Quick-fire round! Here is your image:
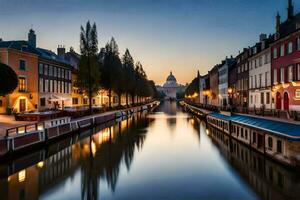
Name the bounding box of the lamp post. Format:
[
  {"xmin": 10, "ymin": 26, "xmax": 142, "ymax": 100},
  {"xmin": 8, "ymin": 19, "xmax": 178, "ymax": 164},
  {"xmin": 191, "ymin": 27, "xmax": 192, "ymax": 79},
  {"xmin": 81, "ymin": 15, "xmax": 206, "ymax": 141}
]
[{"xmin": 228, "ymin": 87, "xmax": 233, "ymax": 112}]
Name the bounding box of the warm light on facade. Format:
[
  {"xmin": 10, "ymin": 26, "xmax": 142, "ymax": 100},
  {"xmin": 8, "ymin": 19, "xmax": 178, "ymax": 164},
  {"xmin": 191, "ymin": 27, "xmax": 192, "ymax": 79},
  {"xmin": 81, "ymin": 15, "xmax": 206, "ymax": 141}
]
[
  {"xmin": 18, "ymin": 170, "xmax": 26, "ymax": 182},
  {"xmin": 37, "ymin": 161, "xmax": 44, "ymax": 168}
]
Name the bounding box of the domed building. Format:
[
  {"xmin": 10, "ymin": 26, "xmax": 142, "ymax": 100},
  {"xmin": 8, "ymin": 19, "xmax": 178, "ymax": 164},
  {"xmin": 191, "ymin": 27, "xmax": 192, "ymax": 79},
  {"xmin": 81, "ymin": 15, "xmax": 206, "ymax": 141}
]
[{"xmin": 162, "ymin": 71, "xmax": 179, "ymax": 100}]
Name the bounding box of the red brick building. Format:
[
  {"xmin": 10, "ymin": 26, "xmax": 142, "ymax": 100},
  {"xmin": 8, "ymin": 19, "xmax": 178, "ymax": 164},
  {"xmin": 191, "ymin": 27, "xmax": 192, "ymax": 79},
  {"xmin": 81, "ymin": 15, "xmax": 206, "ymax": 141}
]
[{"xmin": 271, "ymin": 0, "xmax": 300, "ymax": 111}]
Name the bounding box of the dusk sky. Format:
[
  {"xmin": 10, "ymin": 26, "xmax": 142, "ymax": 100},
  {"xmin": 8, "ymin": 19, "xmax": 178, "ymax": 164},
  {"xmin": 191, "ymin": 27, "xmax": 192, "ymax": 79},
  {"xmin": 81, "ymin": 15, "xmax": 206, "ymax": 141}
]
[{"xmin": 0, "ymin": 0, "xmax": 298, "ymax": 85}]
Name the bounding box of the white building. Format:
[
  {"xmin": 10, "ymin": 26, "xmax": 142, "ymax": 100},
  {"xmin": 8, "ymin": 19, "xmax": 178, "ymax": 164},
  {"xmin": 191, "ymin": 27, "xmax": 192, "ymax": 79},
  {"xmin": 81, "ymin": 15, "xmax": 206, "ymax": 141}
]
[
  {"xmin": 249, "ymin": 36, "xmax": 273, "ymax": 110},
  {"xmin": 218, "ymin": 58, "xmax": 235, "ymax": 107},
  {"xmin": 162, "ymin": 72, "xmax": 178, "ymax": 100}
]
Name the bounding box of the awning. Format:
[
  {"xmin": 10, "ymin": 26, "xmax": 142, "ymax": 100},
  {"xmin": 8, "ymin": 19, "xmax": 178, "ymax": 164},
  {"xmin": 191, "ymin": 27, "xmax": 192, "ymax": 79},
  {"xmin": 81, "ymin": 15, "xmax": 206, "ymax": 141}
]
[{"xmin": 49, "ymin": 95, "xmax": 71, "ymax": 102}]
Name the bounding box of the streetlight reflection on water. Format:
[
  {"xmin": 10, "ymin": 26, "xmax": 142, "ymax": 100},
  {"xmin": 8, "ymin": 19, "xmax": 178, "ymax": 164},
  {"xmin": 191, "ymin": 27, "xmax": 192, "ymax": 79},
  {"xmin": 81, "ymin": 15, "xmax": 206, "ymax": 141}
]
[{"xmin": 0, "ymin": 101, "xmax": 299, "ymax": 200}]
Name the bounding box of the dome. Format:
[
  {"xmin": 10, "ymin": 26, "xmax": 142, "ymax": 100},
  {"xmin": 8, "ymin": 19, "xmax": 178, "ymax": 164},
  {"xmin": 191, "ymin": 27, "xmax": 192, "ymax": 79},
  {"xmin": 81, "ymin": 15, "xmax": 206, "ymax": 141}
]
[
  {"xmin": 166, "ymin": 71, "xmax": 177, "ymax": 82},
  {"xmin": 163, "ymin": 71, "xmax": 178, "ymax": 88}
]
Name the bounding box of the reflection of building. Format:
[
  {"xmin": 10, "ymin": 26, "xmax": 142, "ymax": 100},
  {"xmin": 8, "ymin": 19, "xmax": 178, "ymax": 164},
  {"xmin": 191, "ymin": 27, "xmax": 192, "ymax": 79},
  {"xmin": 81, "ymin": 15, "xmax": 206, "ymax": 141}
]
[{"xmin": 208, "ymin": 125, "xmax": 300, "ymax": 200}]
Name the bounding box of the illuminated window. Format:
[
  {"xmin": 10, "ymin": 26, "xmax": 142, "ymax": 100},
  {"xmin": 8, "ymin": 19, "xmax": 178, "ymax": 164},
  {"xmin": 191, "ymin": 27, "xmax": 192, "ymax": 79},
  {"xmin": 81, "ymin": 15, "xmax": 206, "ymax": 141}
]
[
  {"xmin": 18, "ymin": 77, "xmax": 26, "ymax": 92},
  {"xmin": 295, "ymin": 90, "xmax": 300, "ymax": 99}
]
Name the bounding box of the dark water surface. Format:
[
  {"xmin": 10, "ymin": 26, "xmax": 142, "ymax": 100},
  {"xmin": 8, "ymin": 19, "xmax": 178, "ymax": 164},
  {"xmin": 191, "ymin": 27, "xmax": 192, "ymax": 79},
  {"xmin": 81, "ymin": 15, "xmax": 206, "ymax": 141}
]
[{"xmin": 1, "ymin": 101, "xmax": 300, "ymax": 200}]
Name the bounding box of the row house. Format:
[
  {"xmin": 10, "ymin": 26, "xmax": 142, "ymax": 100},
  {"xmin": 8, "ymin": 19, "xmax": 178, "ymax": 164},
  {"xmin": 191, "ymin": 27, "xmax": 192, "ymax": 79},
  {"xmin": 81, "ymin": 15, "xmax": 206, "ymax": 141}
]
[
  {"xmin": 271, "ymin": 0, "xmax": 300, "ymax": 111},
  {"xmin": 235, "ymin": 48, "xmax": 250, "ymax": 108},
  {"xmin": 249, "ymin": 34, "xmax": 274, "ymax": 110},
  {"xmin": 199, "ymin": 74, "xmax": 209, "ymax": 105},
  {"xmin": 218, "ymin": 57, "xmax": 236, "ymax": 107},
  {"xmin": 208, "ymin": 65, "xmax": 220, "ymax": 106}
]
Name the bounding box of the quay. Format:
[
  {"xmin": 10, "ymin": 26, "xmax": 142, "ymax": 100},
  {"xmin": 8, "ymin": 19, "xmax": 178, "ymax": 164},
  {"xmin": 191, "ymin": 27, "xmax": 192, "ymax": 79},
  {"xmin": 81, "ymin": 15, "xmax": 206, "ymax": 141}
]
[
  {"xmin": 0, "ymin": 101, "xmax": 160, "ymax": 158},
  {"xmin": 180, "ymin": 101, "xmax": 300, "ymax": 167}
]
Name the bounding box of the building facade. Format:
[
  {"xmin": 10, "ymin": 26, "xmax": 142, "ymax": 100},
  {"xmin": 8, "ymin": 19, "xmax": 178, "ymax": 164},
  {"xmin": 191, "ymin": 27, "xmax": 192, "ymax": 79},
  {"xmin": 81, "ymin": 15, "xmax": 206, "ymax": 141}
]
[
  {"xmin": 0, "ymin": 40, "xmax": 40, "ymax": 113},
  {"xmin": 199, "ymin": 74, "xmax": 209, "ymax": 105},
  {"xmin": 249, "ymin": 35, "xmax": 273, "ymax": 110},
  {"xmin": 271, "ymin": 0, "xmax": 300, "ymax": 111},
  {"xmin": 209, "ymin": 65, "xmax": 219, "ymax": 106},
  {"xmin": 218, "ymin": 58, "xmax": 236, "ymax": 108},
  {"xmin": 236, "ymin": 48, "xmax": 250, "ymax": 109}
]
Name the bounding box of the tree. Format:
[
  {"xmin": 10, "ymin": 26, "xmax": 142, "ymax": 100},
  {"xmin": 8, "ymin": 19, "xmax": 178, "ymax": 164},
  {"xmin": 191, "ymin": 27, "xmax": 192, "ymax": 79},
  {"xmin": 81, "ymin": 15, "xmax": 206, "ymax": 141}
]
[
  {"xmin": 122, "ymin": 49, "xmax": 135, "ymax": 106},
  {"xmin": 0, "ymin": 62, "xmax": 18, "ymax": 96},
  {"xmin": 185, "ymin": 76, "xmax": 200, "ymax": 96},
  {"xmin": 100, "ymin": 38, "xmax": 123, "ymax": 108},
  {"xmin": 78, "ymin": 21, "xmax": 101, "ymax": 114}
]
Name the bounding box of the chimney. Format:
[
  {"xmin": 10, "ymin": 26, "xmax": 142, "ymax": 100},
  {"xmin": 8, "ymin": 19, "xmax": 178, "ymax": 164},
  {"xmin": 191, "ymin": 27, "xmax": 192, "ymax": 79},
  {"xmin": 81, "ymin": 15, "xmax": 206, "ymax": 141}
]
[
  {"xmin": 259, "ymin": 33, "xmax": 267, "ymax": 42},
  {"xmin": 57, "ymin": 45, "xmax": 66, "ymax": 59},
  {"xmin": 28, "ymin": 29, "xmax": 36, "ymax": 48},
  {"xmin": 287, "ymin": 0, "xmax": 294, "ymax": 20}
]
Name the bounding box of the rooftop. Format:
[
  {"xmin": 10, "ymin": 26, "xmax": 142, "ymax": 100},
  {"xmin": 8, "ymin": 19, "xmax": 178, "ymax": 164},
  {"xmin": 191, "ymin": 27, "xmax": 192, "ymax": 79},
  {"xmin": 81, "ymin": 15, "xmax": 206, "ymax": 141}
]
[{"xmin": 208, "ymin": 112, "xmax": 300, "ymax": 141}]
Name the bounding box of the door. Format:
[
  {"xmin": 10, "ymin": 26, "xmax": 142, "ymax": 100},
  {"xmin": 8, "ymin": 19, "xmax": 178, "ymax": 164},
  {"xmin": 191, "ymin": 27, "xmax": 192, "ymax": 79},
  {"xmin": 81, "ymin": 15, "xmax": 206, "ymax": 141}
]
[
  {"xmin": 19, "ymin": 99, "xmax": 26, "ymax": 112},
  {"xmin": 284, "ymin": 92, "xmax": 289, "ymax": 111},
  {"xmin": 276, "ymin": 92, "xmax": 281, "ymax": 110}
]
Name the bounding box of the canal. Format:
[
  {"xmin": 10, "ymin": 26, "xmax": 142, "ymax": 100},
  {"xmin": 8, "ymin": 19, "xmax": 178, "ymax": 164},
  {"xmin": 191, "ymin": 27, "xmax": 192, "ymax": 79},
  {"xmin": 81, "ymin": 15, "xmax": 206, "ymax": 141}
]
[{"xmin": 0, "ymin": 101, "xmax": 300, "ymax": 200}]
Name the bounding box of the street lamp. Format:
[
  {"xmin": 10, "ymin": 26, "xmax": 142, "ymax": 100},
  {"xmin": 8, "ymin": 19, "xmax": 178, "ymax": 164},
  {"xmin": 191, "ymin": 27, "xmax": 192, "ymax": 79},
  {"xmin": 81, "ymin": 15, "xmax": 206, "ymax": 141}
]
[{"xmin": 228, "ymin": 87, "xmax": 234, "ymax": 112}]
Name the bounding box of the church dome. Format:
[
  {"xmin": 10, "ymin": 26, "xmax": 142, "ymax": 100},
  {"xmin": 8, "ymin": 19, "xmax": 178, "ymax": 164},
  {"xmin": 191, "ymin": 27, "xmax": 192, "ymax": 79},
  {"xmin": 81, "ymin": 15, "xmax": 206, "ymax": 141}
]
[
  {"xmin": 163, "ymin": 71, "xmax": 178, "ymax": 88},
  {"xmin": 166, "ymin": 71, "xmax": 177, "ymax": 82}
]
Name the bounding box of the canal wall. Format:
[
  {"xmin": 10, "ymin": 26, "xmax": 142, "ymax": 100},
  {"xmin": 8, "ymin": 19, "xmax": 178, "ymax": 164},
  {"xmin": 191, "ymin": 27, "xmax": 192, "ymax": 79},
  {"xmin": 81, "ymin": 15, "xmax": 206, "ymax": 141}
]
[
  {"xmin": 181, "ymin": 101, "xmax": 300, "ymax": 167},
  {"xmin": 0, "ymin": 101, "xmax": 160, "ymax": 158}
]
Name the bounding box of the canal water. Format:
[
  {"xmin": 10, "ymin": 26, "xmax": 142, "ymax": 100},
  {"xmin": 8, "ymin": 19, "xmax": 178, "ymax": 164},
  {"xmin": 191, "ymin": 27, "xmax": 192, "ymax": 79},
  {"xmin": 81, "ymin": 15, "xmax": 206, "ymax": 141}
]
[{"xmin": 0, "ymin": 101, "xmax": 299, "ymax": 200}]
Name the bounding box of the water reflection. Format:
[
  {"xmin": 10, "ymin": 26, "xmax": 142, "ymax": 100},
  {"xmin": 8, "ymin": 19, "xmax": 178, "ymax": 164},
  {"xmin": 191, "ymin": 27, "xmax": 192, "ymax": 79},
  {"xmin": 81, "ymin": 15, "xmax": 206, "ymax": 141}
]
[{"xmin": 0, "ymin": 102, "xmax": 299, "ymax": 200}]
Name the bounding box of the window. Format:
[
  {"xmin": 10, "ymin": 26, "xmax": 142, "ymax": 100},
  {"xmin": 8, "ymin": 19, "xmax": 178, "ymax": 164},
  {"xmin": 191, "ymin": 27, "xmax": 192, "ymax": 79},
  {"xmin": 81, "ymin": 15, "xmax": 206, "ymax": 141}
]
[
  {"xmin": 265, "ymin": 72, "xmax": 269, "ymax": 87},
  {"xmin": 266, "ymin": 92, "xmax": 270, "ymax": 104},
  {"xmin": 40, "ymin": 98, "xmax": 46, "ymax": 107},
  {"xmin": 49, "ymin": 66, "xmax": 53, "ymax": 76},
  {"xmin": 53, "ymin": 67, "xmax": 57, "ymax": 77},
  {"xmin": 268, "ymin": 137, "xmax": 273, "ymax": 149},
  {"xmin": 72, "ymin": 98, "xmax": 78, "ymax": 105},
  {"xmin": 273, "ymin": 48, "xmax": 278, "ymax": 58},
  {"xmin": 18, "ymin": 77, "xmax": 26, "ymax": 92},
  {"xmin": 54, "ymin": 80, "xmax": 57, "ymax": 93},
  {"xmin": 250, "ymin": 76, "xmax": 253, "ymax": 89},
  {"xmin": 39, "ymin": 63, "xmax": 43, "ymax": 74},
  {"xmin": 261, "ymin": 92, "xmax": 264, "ymax": 104},
  {"xmin": 45, "ymin": 79, "xmax": 48, "ymax": 92},
  {"xmin": 0, "ymin": 100, "xmax": 2, "ymax": 107},
  {"xmin": 259, "ymin": 57, "xmax": 262, "ymax": 66},
  {"xmin": 297, "ymin": 37, "xmax": 300, "ymax": 50},
  {"xmin": 58, "ymin": 68, "xmax": 61, "ymax": 78},
  {"xmin": 295, "ymin": 90, "xmax": 300, "ymax": 99},
  {"xmin": 259, "ymin": 74, "xmax": 262, "ymax": 87},
  {"xmin": 254, "ymin": 75, "xmax": 257, "ymax": 88},
  {"xmin": 39, "ymin": 78, "xmax": 44, "ymax": 93},
  {"xmin": 250, "ymin": 95, "xmax": 253, "ymax": 104},
  {"xmin": 83, "ymin": 98, "xmax": 88, "ymax": 104},
  {"xmin": 50, "ymin": 80, "xmax": 53, "ymax": 92},
  {"xmin": 288, "ymin": 66, "xmax": 293, "ymax": 82},
  {"xmin": 274, "ymin": 69, "xmax": 278, "ymax": 83},
  {"xmin": 44, "ymin": 65, "xmax": 48, "ymax": 75},
  {"xmin": 19, "ymin": 60, "xmax": 26, "ymax": 70},
  {"xmin": 280, "ymin": 44, "xmax": 285, "ymax": 57},
  {"xmin": 277, "ymin": 140, "xmax": 283, "ymax": 153},
  {"xmin": 280, "ymin": 67, "xmax": 285, "ymax": 83},
  {"xmin": 288, "ymin": 42, "xmax": 293, "ymax": 54}
]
